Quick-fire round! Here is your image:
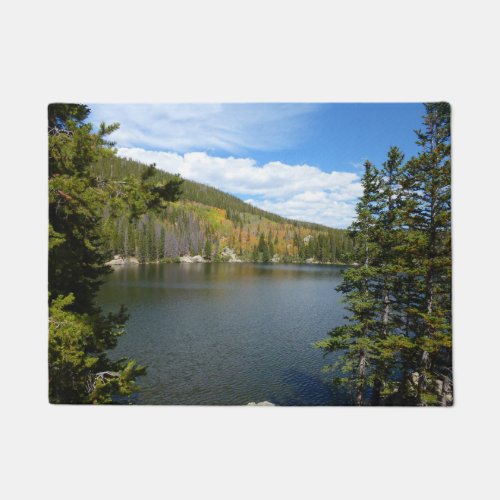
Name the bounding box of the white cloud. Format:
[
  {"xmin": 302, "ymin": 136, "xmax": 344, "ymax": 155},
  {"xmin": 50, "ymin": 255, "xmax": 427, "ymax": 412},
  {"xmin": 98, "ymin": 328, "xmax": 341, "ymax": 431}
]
[
  {"xmin": 89, "ymin": 103, "xmax": 316, "ymax": 154},
  {"xmin": 116, "ymin": 147, "xmax": 361, "ymax": 228},
  {"xmin": 245, "ymin": 195, "xmax": 357, "ymax": 228}
]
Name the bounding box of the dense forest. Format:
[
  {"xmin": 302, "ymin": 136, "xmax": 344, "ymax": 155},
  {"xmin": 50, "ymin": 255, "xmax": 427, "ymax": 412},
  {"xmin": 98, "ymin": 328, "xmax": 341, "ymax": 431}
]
[
  {"xmin": 91, "ymin": 157, "xmax": 354, "ymax": 264},
  {"xmin": 48, "ymin": 104, "xmax": 183, "ymax": 403},
  {"xmin": 316, "ymin": 103, "xmax": 452, "ymax": 406}
]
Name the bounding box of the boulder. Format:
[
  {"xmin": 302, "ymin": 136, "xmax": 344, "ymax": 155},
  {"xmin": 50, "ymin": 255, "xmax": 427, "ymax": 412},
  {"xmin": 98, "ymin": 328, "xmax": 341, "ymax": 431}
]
[
  {"xmin": 434, "ymin": 379, "xmax": 444, "ymax": 394},
  {"xmin": 410, "ymin": 371, "xmax": 419, "ymax": 387},
  {"xmin": 180, "ymin": 255, "xmax": 207, "ymax": 263},
  {"xmin": 106, "ymin": 255, "xmax": 141, "ymax": 266},
  {"xmin": 221, "ymin": 247, "xmax": 243, "ymax": 262},
  {"xmin": 106, "ymin": 255, "xmax": 125, "ymax": 266},
  {"xmin": 191, "ymin": 255, "xmax": 207, "ymax": 263}
]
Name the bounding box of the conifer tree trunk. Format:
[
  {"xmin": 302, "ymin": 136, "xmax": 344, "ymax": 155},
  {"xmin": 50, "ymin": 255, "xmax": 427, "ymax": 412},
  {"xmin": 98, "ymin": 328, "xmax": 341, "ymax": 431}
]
[
  {"xmin": 356, "ymin": 349, "xmax": 367, "ymax": 406},
  {"xmin": 417, "ymin": 267, "xmax": 434, "ymax": 404}
]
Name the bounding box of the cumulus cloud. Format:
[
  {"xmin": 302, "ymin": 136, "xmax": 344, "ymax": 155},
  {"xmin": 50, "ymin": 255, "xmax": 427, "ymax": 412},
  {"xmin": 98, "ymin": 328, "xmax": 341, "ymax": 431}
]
[
  {"xmin": 116, "ymin": 147, "xmax": 361, "ymax": 228},
  {"xmin": 245, "ymin": 195, "xmax": 357, "ymax": 228}
]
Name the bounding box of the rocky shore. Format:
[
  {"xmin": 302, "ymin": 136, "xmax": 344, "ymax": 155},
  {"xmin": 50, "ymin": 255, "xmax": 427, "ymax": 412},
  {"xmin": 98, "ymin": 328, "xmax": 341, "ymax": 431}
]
[
  {"xmin": 105, "ymin": 255, "xmax": 140, "ymax": 266},
  {"xmin": 106, "ymin": 248, "xmax": 350, "ymax": 266},
  {"xmin": 180, "ymin": 247, "xmax": 244, "ymax": 263}
]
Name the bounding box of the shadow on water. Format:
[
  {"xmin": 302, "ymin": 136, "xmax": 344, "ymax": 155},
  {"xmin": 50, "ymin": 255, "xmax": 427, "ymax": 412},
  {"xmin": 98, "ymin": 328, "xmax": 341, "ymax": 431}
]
[{"xmin": 272, "ymin": 367, "xmax": 351, "ymax": 406}]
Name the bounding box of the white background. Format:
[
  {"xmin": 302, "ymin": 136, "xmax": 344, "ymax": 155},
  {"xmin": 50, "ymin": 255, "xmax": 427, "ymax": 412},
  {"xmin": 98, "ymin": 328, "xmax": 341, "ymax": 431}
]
[{"xmin": 1, "ymin": 1, "xmax": 499, "ymax": 499}]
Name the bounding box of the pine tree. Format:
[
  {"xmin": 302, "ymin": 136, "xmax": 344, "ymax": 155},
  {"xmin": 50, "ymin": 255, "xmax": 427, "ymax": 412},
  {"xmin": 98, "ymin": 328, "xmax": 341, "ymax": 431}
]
[
  {"xmin": 369, "ymin": 146, "xmax": 408, "ymax": 404},
  {"xmin": 203, "ymin": 239, "xmax": 213, "ymax": 260},
  {"xmin": 48, "ymin": 103, "xmax": 181, "ymax": 403},
  {"xmin": 258, "ymin": 232, "xmax": 270, "ymax": 262},
  {"xmin": 400, "ymin": 103, "xmax": 452, "ymax": 405},
  {"xmin": 315, "ymin": 161, "xmax": 381, "ymax": 405}
]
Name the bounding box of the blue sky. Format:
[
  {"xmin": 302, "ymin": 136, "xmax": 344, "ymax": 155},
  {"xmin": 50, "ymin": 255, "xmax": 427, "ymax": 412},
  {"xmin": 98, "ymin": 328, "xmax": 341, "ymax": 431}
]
[{"xmin": 88, "ymin": 103, "xmax": 425, "ymax": 228}]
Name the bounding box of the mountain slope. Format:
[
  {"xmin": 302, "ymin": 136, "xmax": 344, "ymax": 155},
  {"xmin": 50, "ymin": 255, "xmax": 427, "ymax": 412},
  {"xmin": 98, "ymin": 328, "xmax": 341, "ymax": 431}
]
[{"xmin": 91, "ymin": 156, "xmax": 354, "ymax": 263}]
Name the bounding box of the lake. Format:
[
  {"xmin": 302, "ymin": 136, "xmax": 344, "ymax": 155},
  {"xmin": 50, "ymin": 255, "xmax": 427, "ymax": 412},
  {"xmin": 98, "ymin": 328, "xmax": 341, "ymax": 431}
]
[{"xmin": 98, "ymin": 262, "xmax": 348, "ymax": 405}]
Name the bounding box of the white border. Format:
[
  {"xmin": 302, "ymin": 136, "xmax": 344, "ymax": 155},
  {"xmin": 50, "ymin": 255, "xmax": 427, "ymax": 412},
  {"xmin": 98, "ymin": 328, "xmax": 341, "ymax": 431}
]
[{"xmin": 2, "ymin": 1, "xmax": 499, "ymax": 499}]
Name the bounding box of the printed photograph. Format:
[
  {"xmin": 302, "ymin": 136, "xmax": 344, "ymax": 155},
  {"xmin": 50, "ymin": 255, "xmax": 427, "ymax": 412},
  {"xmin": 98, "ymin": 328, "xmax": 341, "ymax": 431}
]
[{"xmin": 48, "ymin": 102, "xmax": 451, "ymax": 405}]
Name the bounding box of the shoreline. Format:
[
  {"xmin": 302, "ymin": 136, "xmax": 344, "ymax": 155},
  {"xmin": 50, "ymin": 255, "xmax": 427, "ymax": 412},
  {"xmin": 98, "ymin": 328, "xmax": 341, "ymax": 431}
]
[{"xmin": 106, "ymin": 257, "xmax": 352, "ymax": 267}]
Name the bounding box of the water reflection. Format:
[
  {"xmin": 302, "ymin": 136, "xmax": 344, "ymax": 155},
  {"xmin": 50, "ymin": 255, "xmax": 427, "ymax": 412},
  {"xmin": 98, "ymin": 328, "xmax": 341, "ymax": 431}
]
[{"xmin": 99, "ymin": 263, "xmax": 347, "ymax": 405}]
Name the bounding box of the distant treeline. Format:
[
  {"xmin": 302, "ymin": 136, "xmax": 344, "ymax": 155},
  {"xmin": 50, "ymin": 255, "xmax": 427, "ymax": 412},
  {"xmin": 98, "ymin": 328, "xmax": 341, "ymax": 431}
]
[{"xmin": 91, "ymin": 157, "xmax": 354, "ymax": 263}]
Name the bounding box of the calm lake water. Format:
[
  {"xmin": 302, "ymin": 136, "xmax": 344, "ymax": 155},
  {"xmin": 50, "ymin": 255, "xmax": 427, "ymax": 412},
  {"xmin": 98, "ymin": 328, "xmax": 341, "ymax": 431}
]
[{"xmin": 98, "ymin": 263, "xmax": 348, "ymax": 405}]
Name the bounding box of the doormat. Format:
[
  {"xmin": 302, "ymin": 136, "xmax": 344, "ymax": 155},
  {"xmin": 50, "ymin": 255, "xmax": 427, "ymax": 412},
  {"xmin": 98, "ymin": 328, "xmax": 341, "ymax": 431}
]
[{"xmin": 48, "ymin": 102, "xmax": 452, "ymax": 406}]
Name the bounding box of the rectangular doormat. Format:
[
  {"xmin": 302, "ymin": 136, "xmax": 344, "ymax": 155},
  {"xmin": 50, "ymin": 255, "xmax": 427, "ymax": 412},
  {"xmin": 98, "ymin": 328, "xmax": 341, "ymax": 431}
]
[{"xmin": 48, "ymin": 102, "xmax": 452, "ymax": 406}]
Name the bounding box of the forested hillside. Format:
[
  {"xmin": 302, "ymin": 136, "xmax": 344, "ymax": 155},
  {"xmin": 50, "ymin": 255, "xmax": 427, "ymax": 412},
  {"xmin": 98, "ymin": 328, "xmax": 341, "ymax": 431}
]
[{"xmin": 91, "ymin": 157, "xmax": 354, "ymax": 263}]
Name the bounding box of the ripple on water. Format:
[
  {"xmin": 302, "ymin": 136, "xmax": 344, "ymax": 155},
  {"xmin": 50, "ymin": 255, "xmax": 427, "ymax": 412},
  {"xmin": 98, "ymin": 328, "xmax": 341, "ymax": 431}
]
[{"xmin": 99, "ymin": 263, "xmax": 348, "ymax": 405}]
